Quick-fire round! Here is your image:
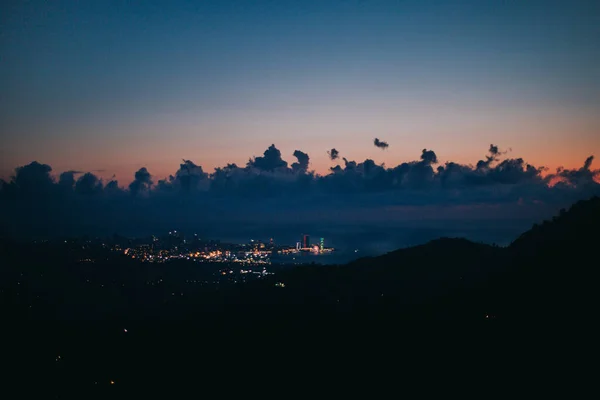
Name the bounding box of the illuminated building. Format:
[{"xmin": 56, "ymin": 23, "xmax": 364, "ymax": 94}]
[
  {"xmin": 320, "ymin": 238, "xmax": 324, "ymax": 252},
  {"xmin": 303, "ymin": 234, "xmax": 310, "ymax": 249}
]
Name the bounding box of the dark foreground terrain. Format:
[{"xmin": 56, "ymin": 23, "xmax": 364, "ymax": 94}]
[{"xmin": 2, "ymin": 197, "xmax": 599, "ymax": 396}]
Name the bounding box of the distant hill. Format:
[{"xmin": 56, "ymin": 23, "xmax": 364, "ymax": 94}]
[
  {"xmin": 3, "ymin": 197, "xmax": 597, "ymax": 324},
  {"xmin": 5, "ymin": 197, "xmax": 599, "ymax": 395},
  {"xmin": 215, "ymin": 196, "xmax": 600, "ymax": 322},
  {"xmin": 480, "ymin": 196, "xmax": 600, "ymax": 321},
  {"xmin": 511, "ymin": 196, "xmax": 599, "ymax": 252}
]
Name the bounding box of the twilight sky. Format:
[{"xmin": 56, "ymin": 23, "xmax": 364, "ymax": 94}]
[{"xmin": 1, "ymin": 0, "xmax": 599, "ymax": 184}]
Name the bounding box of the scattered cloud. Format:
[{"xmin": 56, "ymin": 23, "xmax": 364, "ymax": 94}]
[
  {"xmin": 327, "ymin": 148, "xmax": 340, "ymax": 161},
  {"xmin": 374, "ymin": 138, "xmax": 389, "ymax": 149}
]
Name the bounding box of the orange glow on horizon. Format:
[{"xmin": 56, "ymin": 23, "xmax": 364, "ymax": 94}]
[
  {"xmin": 45, "ymin": 157, "xmax": 593, "ymax": 188},
  {"xmin": 2, "ymin": 145, "xmax": 596, "ymax": 188}
]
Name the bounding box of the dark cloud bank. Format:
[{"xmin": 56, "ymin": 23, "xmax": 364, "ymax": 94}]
[{"xmin": 1, "ymin": 144, "xmax": 599, "ymax": 254}]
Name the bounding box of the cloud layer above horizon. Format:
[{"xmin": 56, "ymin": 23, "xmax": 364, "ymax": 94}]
[{"xmin": 1, "ymin": 144, "xmax": 599, "ymax": 250}]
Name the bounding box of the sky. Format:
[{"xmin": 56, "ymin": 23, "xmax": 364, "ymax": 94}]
[
  {"xmin": 1, "ymin": 0, "xmax": 599, "ymax": 184},
  {"xmin": 1, "ymin": 1, "xmax": 600, "ymax": 253}
]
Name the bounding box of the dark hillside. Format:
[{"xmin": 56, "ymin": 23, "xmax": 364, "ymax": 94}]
[
  {"xmin": 484, "ymin": 196, "xmax": 600, "ymax": 321},
  {"xmin": 214, "ymin": 197, "xmax": 600, "ymax": 323},
  {"xmin": 4, "ymin": 197, "xmax": 600, "ymax": 396}
]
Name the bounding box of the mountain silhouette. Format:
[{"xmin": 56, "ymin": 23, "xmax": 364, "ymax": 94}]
[
  {"xmin": 482, "ymin": 196, "xmax": 600, "ymax": 321},
  {"xmin": 4, "ymin": 197, "xmax": 599, "ymax": 394},
  {"xmin": 214, "ymin": 196, "xmax": 600, "ymax": 322}
]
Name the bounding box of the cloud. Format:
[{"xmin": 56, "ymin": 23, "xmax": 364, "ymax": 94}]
[
  {"xmin": 129, "ymin": 167, "xmax": 153, "ymax": 195},
  {"xmin": 584, "ymin": 155, "xmax": 594, "ymax": 171},
  {"xmin": 550, "ymin": 155, "xmax": 598, "ymax": 188},
  {"xmin": 343, "ymin": 157, "xmax": 356, "ymax": 170},
  {"xmin": 420, "ymin": 149, "xmax": 438, "ymax": 165},
  {"xmin": 327, "ymin": 148, "xmax": 340, "ymax": 161},
  {"xmin": 75, "ymin": 172, "xmax": 103, "ymax": 195},
  {"xmin": 1, "ymin": 144, "xmax": 598, "ymax": 245},
  {"xmin": 104, "ymin": 179, "xmax": 124, "ymax": 194},
  {"xmin": 247, "ymin": 144, "xmax": 288, "ymax": 172},
  {"xmin": 58, "ymin": 170, "xmax": 81, "ymax": 188},
  {"xmin": 172, "ymin": 159, "xmax": 208, "ymax": 193},
  {"xmin": 476, "ymin": 144, "xmax": 505, "ymax": 170},
  {"xmin": 374, "ymin": 138, "xmax": 389, "ymax": 149},
  {"xmin": 12, "ymin": 161, "xmax": 54, "ymax": 195},
  {"xmin": 291, "ymin": 150, "xmax": 310, "ymax": 173}
]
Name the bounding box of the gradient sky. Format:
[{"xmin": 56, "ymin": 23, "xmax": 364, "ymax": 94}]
[{"xmin": 1, "ymin": 0, "xmax": 599, "ymax": 184}]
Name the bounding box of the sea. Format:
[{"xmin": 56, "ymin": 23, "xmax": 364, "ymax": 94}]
[{"xmin": 270, "ymin": 250, "xmax": 368, "ymax": 266}]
